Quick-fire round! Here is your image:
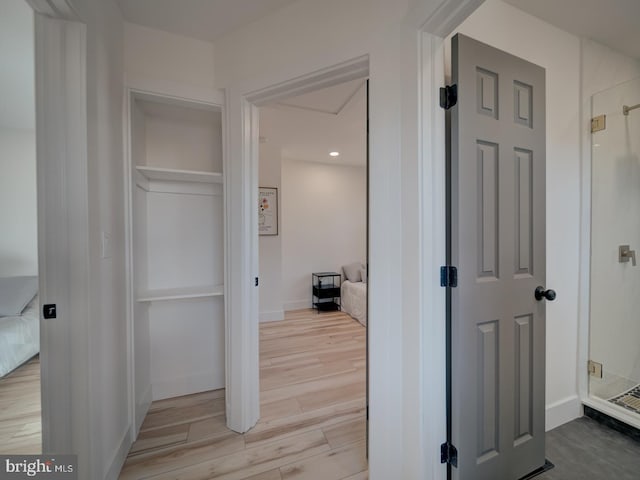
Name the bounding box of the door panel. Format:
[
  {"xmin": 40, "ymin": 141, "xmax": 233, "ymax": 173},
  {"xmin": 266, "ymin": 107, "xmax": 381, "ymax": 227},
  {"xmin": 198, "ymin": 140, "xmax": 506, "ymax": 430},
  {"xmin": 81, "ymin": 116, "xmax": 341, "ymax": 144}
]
[{"xmin": 450, "ymin": 34, "xmax": 546, "ymax": 480}]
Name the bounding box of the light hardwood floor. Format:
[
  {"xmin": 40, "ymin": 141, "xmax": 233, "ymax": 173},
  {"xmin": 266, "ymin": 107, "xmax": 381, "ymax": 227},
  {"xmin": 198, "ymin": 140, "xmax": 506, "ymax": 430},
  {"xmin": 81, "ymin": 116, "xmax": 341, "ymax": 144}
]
[
  {"xmin": 0, "ymin": 356, "xmax": 42, "ymax": 454},
  {"xmin": 120, "ymin": 309, "xmax": 368, "ymax": 480}
]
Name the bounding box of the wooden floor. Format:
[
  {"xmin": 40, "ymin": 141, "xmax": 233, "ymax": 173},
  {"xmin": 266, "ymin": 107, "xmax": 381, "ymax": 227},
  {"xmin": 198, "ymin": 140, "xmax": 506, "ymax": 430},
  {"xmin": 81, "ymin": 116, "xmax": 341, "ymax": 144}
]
[
  {"xmin": 119, "ymin": 309, "xmax": 368, "ymax": 480},
  {"xmin": 0, "ymin": 356, "xmax": 42, "ymax": 454},
  {"xmin": 5, "ymin": 317, "xmax": 640, "ymax": 479}
]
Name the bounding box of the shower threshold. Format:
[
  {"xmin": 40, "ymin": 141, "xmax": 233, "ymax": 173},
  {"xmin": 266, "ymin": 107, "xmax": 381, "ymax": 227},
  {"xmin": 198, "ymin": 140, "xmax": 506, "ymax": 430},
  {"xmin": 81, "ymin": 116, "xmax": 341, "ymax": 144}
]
[
  {"xmin": 609, "ymin": 384, "xmax": 640, "ymax": 415},
  {"xmin": 584, "ymin": 405, "xmax": 640, "ymax": 444}
]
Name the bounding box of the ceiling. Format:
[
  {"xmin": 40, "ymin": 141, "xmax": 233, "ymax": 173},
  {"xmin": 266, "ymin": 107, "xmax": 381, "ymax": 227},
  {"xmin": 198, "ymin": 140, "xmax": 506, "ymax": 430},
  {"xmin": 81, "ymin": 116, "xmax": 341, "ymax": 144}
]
[
  {"xmin": 115, "ymin": 0, "xmax": 298, "ymax": 43},
  {"xmin": 259, "ymin": 79, "xmax": 367, "ymax": 167},
  {"xmin": 0, "ymin": 0, "xmax": 34, "ymax": 130},
  {"xmin": 117, "ymin": 0, "xmax": 640, "ymax": 60},
  {"xmin": 503, "ymin": 0, "xmax": 640, "ymax": 60},
  {"xmin": 4, "ymin": 0, "xmax": 638, "ymax": 133}
]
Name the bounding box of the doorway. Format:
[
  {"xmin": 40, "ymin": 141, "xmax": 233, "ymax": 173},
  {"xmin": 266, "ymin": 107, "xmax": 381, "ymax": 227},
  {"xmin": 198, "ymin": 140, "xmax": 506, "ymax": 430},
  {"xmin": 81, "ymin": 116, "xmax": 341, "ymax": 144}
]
[
  {"xmin": 256, "ymin": 78, "xmax": 369, "ymax": 476},
  {"xmin": 0, "ymin": 0, "xmax": 41, "ymax": 455},
  {"xmin": 257, "ymin": 79, "xmax": 368, "ymax": 323}
]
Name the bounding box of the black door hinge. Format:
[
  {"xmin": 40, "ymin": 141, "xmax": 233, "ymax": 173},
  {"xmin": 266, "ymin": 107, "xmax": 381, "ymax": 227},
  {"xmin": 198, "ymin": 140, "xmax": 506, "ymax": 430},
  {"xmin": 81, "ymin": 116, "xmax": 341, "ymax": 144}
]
[
  {"xmin": 440, "ymin": 84, "xmax": 457, "ymax": 110},
  {"xmin": 440, "ymin": 266, "xmax": 457, "ymax": 288},
  {"xmin": 441, "ymin": 442, "xmax": 458, "ymax": 467}
]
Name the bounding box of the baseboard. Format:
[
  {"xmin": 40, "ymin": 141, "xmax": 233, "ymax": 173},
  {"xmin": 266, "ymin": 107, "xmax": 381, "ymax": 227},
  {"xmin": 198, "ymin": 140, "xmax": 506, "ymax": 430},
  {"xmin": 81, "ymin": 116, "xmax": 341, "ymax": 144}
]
[
  {"xmin": 283, "ymin": 299, "xmax": 312, "ymax": 311},
  {"xmin": 135, "ymin": 384, "xmax": 152, "ymax": 437},
  {"xmin": 152, "ymin": 372, "xmax": 224, "ymax": 401},
  {"xmin": 259, "ymin": 310, "xmax": 285, "ymax": 322},
  {"xmin": 104, "ymin": 426, "xmax": 132, "ymax": 480},
  {"xmin": 546, "ymin": 395, "xmax": 582, "ymax": 431}
]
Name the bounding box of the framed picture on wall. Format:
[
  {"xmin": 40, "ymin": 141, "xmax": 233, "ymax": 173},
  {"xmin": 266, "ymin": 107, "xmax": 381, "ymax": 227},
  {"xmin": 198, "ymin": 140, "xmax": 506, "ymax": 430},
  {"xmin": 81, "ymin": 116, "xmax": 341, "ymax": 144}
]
[{"xmin": 259, "ymin": 187, "xmax": 278, "ymax": 236}]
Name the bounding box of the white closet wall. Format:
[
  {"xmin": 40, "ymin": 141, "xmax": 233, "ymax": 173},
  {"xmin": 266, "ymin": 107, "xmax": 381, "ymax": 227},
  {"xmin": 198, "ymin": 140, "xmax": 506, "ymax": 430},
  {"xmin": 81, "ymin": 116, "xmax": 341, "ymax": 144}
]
[
  {"xmin": 131, "ymin": 99, "xmax": 152, "ymax": 427},
  {"xmin": 130, "ymin": 93, "xmax": 224, "ymax": 418}
]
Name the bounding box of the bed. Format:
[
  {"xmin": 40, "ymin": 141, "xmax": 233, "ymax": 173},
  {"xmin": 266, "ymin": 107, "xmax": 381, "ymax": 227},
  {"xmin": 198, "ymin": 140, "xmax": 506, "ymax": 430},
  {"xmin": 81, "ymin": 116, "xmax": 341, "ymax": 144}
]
[
  {"xmin": 0, "ymin": 276, "xmax": 40, "ymax": 377},
  {"xmin": 341, "ymin": 262, "xmax": 367, "ymax": 326},
  {"xmin": 341, "ymin": 280, "xmax": 367, "ymax": 326}
]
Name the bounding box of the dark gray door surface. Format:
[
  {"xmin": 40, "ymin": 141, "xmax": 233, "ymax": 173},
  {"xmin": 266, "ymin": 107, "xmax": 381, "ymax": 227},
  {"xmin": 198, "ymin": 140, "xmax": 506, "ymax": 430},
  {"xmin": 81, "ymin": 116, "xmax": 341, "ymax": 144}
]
[{"xmin": 450, "ymin": 33, "xmax": 547, "ymax": 480}]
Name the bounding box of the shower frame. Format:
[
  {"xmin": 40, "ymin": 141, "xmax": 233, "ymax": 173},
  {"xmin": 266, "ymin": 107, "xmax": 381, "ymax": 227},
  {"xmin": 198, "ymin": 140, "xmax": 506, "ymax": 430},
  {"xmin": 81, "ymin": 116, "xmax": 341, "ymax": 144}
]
[{"xmin": 578, "ymin": 76, "xmax": 640, "ymax": 430}]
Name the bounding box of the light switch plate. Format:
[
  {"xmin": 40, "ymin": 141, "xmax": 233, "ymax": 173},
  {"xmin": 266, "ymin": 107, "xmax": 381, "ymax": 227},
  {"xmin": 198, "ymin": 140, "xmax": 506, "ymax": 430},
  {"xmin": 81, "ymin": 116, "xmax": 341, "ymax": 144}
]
[{"xmin": 101, "ymin": 231, "xmax": 112, "ymax": 259}]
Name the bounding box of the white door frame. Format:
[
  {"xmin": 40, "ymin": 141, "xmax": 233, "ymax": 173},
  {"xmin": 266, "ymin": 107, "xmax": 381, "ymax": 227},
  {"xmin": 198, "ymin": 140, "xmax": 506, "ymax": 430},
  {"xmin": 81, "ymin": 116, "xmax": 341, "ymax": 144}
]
[
  {"xmin": 224, "ymin": 1, "xmax": 483, "ymax": 478},
  {"xmin": 223, "ymin": 56, "xmax": 370, "ymax": 433},
  {"xmin": 28, "ymin": 0, "xmax": 92, "ymax": 473},
  {"xmin": 411, "ymin": 3, "xmax": 485, "ymax": 477}
]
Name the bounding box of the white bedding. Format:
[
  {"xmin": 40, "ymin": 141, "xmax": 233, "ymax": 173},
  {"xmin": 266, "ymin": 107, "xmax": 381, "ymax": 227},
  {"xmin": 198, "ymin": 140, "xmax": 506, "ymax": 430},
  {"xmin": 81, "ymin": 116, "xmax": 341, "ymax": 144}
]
[
  {"xmin": 341, "ymin": 280, "xmax": 367, "ymax": 326},
  {"xmin": 0, "ymin": 295, "xmax": 39, "ymax": 377}
]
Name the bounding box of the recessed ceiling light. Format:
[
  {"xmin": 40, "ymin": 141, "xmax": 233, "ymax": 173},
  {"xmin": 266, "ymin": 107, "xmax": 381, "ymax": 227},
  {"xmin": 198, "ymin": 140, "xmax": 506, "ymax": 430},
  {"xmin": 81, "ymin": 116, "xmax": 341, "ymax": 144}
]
[{"xmin": 329, "ymin": 151, "xmax": 340, "ymax": 157}]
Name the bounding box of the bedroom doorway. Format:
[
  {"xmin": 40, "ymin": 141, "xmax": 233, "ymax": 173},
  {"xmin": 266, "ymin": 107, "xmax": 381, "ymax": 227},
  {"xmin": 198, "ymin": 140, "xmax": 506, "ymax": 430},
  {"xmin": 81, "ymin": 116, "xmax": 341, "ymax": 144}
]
[
  {"xmin": 256, "ymin": 77, "xmax": 369, "ymax": 475},
  {"xmin": 0, "ymin": 0, "xmax": 42, "ymax": 455}
]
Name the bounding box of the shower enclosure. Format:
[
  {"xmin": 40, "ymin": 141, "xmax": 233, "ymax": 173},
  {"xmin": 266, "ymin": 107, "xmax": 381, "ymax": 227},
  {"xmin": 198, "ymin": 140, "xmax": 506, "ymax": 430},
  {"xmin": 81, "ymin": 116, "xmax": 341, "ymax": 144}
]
[{"xmin": 589, "ymin": 76, "xmax": 640, "ymax": 426}]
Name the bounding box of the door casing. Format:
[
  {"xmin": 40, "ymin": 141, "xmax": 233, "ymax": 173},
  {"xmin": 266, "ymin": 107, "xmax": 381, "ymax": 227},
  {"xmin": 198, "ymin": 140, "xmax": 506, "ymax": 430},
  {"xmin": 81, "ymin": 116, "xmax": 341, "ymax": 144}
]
[{"xmin": 28, "ymin": 0, "xmax": 91, "ymax": 473}]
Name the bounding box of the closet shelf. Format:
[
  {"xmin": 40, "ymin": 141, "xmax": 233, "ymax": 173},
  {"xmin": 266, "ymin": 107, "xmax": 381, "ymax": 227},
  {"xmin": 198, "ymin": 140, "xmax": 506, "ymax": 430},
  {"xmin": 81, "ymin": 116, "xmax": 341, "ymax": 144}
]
[
  {"xmin": 136, "ymin": 285, "xmax": 224, "ymax": 303},
  {"xmin": 136, "ymin": 166, "xmax": 223, "ymax": 184}
]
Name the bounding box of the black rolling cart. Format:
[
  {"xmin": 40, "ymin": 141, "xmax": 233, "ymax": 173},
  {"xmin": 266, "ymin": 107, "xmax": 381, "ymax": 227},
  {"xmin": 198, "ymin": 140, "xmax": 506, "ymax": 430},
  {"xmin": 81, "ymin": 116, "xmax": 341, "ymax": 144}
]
[{"xmin": 312, "ymin": 272, "xmax": 341, "ymax": 312}]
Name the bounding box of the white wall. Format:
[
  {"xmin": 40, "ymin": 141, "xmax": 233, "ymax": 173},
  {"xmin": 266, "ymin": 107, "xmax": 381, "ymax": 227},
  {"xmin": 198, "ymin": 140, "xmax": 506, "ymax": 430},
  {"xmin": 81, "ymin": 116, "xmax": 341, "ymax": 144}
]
[
  {"xmin": 123, "ymin": 22, "xmax": 216, "ymax": 99},
  {"xmin": 145, "ymin": 192, "xmax": 223, "ymax": 290},
  {"xmin": 74, "ymin": 0, "xmax": 128, "ymax": 477},
  {"xmin": 584, "ymin": 42, "xmax": 640, "ymax": 390},
  {"xmin": 0, "ymin": 1, "xmax": 37, "ymax": 278},
  {"xmin": 281, "ymin": 159, "xmax": 366, "ymax": 310},
  {"xmin": 258, "ymin": 151, "xmax": 367, "ymax": 318},
  {"xmin": 144, "ymin": 189, "xmax": 225, "ymax": 400},
  {"xmin": 148, "ymin": 297, "xmax": 225, "ymax": 399},
  {"xmin": 582, "ymin": 40, "xmax": 640, "ymax": 100},
  {"xmin": 143, "ymin": 106, "xmax": 222, "ymax": 172},
  {"xmin": 452, "ymin": 0, "xmax": 583, "ymax": 430},
  {"xmin": 0, "ymin": 0, "xmax": 35, "ymax": 131},
  {"xmin": 259, "ymin": 143, "xmax": 284, "ymax": 321},
  {"xmin": 131, "ymin": 99, "xmax": 151, "ymax": 430},
  {"xmin": 213, "ymin": 0, "xmax": 400, "ymax": 87},
  {"xmin": 0, "ymin": 128, "xmax": 37, "ymax": 276}
]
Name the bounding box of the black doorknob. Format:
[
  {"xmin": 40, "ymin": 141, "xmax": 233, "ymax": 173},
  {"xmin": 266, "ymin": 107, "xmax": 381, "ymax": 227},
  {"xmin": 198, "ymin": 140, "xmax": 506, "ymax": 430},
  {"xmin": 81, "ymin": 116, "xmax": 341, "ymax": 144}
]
[{"xmin": 535, "ymin": 286, "xmax": 556, "ymax": 301}]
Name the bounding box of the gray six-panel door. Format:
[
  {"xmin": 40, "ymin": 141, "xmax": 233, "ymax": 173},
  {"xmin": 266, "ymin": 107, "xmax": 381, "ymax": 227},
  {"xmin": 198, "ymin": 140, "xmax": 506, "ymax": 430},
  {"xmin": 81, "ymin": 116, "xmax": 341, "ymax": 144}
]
[{"xmin": 450, "ymin": 34, "xmax": 547, "ymax": 480}]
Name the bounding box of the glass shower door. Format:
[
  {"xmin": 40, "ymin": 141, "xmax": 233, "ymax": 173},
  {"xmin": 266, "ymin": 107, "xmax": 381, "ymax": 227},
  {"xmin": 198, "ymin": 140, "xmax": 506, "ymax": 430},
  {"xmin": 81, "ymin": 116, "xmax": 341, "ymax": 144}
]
[{"xmin": 589, "ymin": 76, "xmax": 640, "ymax": 421}]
